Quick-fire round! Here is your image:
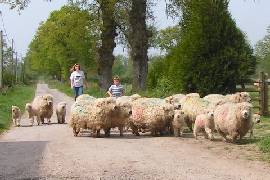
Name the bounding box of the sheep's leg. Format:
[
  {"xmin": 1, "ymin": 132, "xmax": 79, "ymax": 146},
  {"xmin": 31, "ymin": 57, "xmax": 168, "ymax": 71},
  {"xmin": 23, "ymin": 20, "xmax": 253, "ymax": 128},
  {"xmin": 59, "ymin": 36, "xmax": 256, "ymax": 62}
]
[
  {"xmin": 250, "ymin": 129, "xmax": 253, "ymax": 138},
  {"xmin": 96, "ymin": 129, "xmax": 101, "ymax": 138},
  {"xmin": 73, "ymin": 126, "xmax": 79, "ymax": 137},
  {"xmin": 12, "ymin": 118, "xmax": 16, "ymax": 126},
  {"xmin": 30, "ymin": 117, "xmax": 34, "ymax": 126},
  {"xmin": 174, "ymin": 128, "xmax": 180, "ymax": 137},
  {"xmin": 231, "ymin": 132, "xmax": 239, "ymax": 143},
  {"xmin": 217, "ymin": 128, "xmax": 228, "ymax": 142},
  {"xmin": 17, "ymin": 118, "xmax": 21, "ymax": 127},
  {"xmin": 104, "ymin": 128, "xmax": 111, "ymax": 137},
  {"xmin": 205, "ymin": 127, "xmax": 214, "ymax": 141},
  {"xmin": 37, "ymin": 116, "xmax": 41, "ymax": 126},
  {"xmin": 185, "ymin": 119, "xmax": 193, "ymax": 132},
  {"xmin": 47, "ymin": 118, "xmax": 51, "ymax": 125},
  {"xmin": 62, "ymin": 115, "xmax": 65, "ymax": 124},
  {"xmin": 119, "ymin": 126, "xmax": 124, "ymax": 137},
  {"xmin": 130, "ymin": 123, "xmax": 140, "ymax": 136}
]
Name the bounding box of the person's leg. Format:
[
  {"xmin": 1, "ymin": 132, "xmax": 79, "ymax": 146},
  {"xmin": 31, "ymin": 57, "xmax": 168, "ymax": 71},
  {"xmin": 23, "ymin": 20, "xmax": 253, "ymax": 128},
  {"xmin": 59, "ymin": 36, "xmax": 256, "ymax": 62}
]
[
  {"xmin": 74, "ymin": 87, "xmax": 79, "ymax": 101},
  {"xmin": 78, "ymin": 86, "xmax": 83, "ymax": 96}
]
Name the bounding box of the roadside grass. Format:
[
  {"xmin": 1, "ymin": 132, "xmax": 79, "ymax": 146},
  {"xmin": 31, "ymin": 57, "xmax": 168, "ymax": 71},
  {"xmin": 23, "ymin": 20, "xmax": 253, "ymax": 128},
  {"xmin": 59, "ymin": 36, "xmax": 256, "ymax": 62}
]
[{"xmin": 0, "ymin": 85, "xmax": 35, "ymax": 133}]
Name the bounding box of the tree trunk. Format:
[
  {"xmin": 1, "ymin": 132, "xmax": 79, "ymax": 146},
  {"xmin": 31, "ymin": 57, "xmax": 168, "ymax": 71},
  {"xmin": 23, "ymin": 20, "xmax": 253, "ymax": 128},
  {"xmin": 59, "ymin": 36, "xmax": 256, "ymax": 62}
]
[
  {"xmin": 97, "ymin": 0, "xmax": 117, "ymax": 90},
  {"xmin": 129, "ymin": 0, "xmax": 149, "ymax": 91}
]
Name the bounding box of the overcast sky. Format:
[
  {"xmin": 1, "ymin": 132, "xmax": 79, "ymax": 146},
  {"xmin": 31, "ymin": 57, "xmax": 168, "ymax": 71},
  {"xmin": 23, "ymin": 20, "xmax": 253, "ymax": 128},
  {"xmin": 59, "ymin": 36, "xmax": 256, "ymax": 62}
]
[{"xmin": 0, "ymin": 0, "xmax": 270, "ymax": 57}]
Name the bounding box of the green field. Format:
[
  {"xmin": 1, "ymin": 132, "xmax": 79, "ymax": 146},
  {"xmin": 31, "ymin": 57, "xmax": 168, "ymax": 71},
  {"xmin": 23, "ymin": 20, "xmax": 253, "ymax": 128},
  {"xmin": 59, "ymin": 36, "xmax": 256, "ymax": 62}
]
[{"xmin": 0, "ymin": 85, "xmax": 36, "ymax": 133}]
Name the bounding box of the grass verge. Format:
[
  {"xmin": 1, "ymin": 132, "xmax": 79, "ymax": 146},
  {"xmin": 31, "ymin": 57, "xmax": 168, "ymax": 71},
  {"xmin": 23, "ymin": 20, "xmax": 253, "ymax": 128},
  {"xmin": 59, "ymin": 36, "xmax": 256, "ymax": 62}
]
[{"xmin": 0, "ymin": 84, "xmax": 35, "ymax": 133}]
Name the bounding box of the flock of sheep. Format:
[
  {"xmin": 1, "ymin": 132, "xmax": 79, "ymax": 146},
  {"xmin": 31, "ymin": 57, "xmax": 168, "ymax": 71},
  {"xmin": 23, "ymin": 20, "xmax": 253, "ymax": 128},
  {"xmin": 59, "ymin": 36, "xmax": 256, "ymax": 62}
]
[
  {"xmin": 11, "ymin": 94, "xmax": 67, "ymax": 127},
  {"xmin": 69, "ymin": 92, "xmax": 261, "ymax": 143},
  {"xmin": 10, "ymin": 91, "xmax": 261, "ymax": 143}
]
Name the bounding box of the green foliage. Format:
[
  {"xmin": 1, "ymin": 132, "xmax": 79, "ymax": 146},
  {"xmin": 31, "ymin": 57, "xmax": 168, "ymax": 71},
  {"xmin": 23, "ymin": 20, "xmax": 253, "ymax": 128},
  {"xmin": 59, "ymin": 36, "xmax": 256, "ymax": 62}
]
[
  {"xmin": 0, "ymin": 85, "xmax": 35, "ymax": 133},
  {"xmin": 255, "ymin": 26, "xmax": 270, "ymax": 76},
  {"xmin": 148, "ymin": 0, "xmax": 256, "ymax": 96},
  {"xmin": 112, "ymin": 55, "xmax": 132, "ymax": 83},
  {"xmin": 25, "ymin": 5, "xmax": 99, "ymax": 81},
  {"xmin": 258, "ymin": 137, "xmax": 270, "ymax": 153}
]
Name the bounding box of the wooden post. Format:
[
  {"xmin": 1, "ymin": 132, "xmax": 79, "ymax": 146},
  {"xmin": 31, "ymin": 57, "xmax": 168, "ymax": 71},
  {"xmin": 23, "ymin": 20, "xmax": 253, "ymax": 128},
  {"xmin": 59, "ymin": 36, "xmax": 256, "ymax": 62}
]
[
  {"xmin": 0, "ymin": 30, "xmax": 3, "ymax": 89},
  {"xmin": 264, "ymin": 73, "xmax": 269, "ymax": 115},
  {"xmin": 260, "ymin": 72, "xmax": 265, "ymax": 115}
]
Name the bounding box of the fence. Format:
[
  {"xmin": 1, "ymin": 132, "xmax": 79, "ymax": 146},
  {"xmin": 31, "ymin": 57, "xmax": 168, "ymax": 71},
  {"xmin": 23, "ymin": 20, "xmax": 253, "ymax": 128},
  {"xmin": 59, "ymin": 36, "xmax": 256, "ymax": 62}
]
[{"xmin": 238, "ymin": 72, "xmax": 269, "ymax": 116}]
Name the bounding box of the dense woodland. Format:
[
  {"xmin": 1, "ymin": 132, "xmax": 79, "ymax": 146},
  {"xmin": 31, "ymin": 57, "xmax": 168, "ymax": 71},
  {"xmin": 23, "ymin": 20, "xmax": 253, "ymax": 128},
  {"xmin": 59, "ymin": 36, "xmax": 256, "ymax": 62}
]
[{"xmin": 2, "ymin": 0, "xmax": 270, "ymax": 96}]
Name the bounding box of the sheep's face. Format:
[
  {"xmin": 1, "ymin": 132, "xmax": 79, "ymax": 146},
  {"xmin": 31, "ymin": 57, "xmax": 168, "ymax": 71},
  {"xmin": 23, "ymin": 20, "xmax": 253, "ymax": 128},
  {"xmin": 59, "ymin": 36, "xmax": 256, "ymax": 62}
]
[
  {"xmin": 43, "ymin": 95, "xmax": 53, "ymax": 106},
  {"xmin": 173, "ymin": 110, "xmax": 185, "ymax": 122},
  {"xmin": 114, "ymin": 102, "xmax": 132, "ymax": 117},
  {"xmin": 163, "ymin": 105, "xmax": 175, "ymax": 119},
  {"xmin": 239, "ymin": 92, "xmax": 251, "ymax": 103},
  {"xmin": 241, "ymin": 109, "xmax": 251, "ymax": 119},
  {"xmin": 12, "ymin": 106, "xmax": 20, "ymax": 114},
  {"xmin": 253, "ymin": 114, "xmax": 261, "ymax": 124},
  {"xmin": 207, "ymin": 110, "xmax": 214, "ymax": 119}
]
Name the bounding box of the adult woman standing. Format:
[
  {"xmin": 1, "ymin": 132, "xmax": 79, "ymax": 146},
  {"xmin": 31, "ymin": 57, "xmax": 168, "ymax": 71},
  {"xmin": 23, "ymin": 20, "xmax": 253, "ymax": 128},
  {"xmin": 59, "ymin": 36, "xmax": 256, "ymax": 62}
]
[{"xmin": 70, "ymin": 63, "xmax": 88, "ymax": 101}]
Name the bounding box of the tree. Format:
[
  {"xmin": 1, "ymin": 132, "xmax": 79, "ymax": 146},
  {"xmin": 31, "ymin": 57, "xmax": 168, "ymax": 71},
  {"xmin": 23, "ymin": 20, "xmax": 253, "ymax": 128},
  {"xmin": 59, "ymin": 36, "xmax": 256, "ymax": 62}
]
[
  {"xmin": 25, "ymin": 5, "xmax": 98, "ymax": 80},
  {"xmin": 96, "ymin": 0, "xmax": 117, "ymax": 90},
  {"xmin": 148, "ymin": 0, "xmax": 256, "ymax": 96},
  {"xmin": 255, "ymin": 26, "xmax": 270, "ymax": 75}
]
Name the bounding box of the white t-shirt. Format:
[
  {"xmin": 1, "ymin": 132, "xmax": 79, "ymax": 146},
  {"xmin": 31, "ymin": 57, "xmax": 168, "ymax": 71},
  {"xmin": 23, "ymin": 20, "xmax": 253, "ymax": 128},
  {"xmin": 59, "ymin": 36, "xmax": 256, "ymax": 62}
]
[{"xmin": 70, "ymin": 70, "xmax": 85, "ymax": 87}]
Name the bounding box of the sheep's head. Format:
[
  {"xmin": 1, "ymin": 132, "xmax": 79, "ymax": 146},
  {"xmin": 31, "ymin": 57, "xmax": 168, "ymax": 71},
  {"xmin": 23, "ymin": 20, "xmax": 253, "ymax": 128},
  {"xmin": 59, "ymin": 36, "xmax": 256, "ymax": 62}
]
[
  {"xmin": 253, "ymin": 114, "xmax": 261, "ymax": 124},
  {"xmin": 25, "ymin": 103, "xmax": 32, "ymax": 111},
  {"xmin": 43, "ymin": 94, "xmax": 53, "ymax": 106},
  {"xmin": 12, "ymin": 106, "xmax": 20, "ymax": 114},
  {"xmin": 238, "ymin": 102, "xmax": 252, "ymax": 120}
]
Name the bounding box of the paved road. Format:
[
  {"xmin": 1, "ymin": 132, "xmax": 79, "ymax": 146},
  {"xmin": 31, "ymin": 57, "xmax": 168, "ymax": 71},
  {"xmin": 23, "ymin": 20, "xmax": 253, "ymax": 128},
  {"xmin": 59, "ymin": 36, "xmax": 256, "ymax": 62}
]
[{"xmin": 0, "ymin": 84, "xmax": 270, "ymax": 180}]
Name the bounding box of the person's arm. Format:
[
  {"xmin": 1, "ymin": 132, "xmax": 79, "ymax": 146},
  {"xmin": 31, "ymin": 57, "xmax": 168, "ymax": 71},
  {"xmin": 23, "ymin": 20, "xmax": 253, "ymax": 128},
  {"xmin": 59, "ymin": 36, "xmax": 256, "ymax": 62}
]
[
  {"xmin": 70, "ymin": 73, "xmax": 74, "ymax": 89},
  {"xmin": 107, "ymin": 86, "xmax": 113, "ymax": 97}
]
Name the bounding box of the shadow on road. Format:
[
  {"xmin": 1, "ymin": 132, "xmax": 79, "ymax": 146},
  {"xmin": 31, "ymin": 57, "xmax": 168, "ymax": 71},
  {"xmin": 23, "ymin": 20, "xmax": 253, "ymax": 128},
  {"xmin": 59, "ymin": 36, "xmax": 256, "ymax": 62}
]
[{"xmin": 0, "ymin": 141, "xmax": 47, "ymax": 179}]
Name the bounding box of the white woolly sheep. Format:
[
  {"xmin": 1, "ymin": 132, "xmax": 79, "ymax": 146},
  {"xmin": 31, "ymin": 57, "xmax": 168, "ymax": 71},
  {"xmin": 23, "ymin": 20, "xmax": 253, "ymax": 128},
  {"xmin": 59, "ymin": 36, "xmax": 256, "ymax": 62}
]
[
  {"xmin": 56, "ymin": 102, "xmax": 67, "ymax": 124},
  {"xmin": 249, "ymin": 114, "xmax": 261, "ymax": 138},
  {"xmin": 12, "ymin": 106, "xmax": 21, "ymax": 127},
  {"xmin": 172, "ymin": 110, "xmax": 187, "ymax": 137},
  {"xmin": 165, "ymin": 94, "xmax": 185, "ymax": 110},
  {"xmin": 214, "ymin": 102, "xmax": 253, "ymax": 143},
  {"xmin": 193, "ymin": 110, "xmax": 215, "ymax": 140},
  {"xmin": 130, "ymin": 98, "xmax": 175, "ymax": 136},
  {"xmin": 25, "ymin": 103, "xmax": 36, "ymax": 126},
  {"xmin": 31, "ymin": 94, "xmax": 54, "ymax": 125}
]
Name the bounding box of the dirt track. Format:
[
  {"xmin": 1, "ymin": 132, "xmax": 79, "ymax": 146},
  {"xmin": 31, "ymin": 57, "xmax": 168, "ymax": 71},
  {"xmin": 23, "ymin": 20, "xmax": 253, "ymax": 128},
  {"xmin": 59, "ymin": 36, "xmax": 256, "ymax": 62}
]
[{"xmin": 1, "ymin": 83, "xmax": 270, "ymax": 180}]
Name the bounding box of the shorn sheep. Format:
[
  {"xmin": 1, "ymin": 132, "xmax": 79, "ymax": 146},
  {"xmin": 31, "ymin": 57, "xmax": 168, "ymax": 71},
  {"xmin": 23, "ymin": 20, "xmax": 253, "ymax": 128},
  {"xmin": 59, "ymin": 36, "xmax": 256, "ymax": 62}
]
[
  {"xmin": 193, "ymin": 110, "xmax": 215, "ymax": 140},
  {"xmin": 214, "ymin": 102, "xmax": 253, "ymax": 143}
]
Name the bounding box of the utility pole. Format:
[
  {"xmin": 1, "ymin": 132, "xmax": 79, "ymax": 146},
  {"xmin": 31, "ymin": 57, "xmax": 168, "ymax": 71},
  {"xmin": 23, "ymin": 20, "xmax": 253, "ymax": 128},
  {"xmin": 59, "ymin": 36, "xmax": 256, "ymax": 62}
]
[
  {"xmin": 0, "ymin": 30, "xmax": 3, "ymax": 89},
  {"xmin": 11, "ymin": 39, "xmax": 14, "ymax": 85},
  {"xmin": 15, "ymin": 51, "xmax": 18, "ymax": 83}
]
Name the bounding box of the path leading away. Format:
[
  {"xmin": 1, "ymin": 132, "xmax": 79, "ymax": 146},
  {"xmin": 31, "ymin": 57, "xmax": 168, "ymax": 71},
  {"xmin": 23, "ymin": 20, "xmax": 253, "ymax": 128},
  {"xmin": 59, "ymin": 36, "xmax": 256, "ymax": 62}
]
[{"xmin": 1, "ymin": 84, "xmax": 270, "ymax": 180}]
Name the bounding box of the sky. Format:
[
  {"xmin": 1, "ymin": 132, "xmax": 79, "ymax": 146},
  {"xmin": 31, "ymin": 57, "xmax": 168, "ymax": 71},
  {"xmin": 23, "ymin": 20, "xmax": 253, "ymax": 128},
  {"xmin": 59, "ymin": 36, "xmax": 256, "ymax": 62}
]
[{"xmin": 0, "ymin": 0, "xmax": 270, "ymax": 57}]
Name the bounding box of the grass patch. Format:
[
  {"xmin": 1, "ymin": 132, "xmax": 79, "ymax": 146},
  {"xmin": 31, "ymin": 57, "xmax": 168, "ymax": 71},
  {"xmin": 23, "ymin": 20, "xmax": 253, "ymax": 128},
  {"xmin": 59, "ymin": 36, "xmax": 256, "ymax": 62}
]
[
  {"xmin": 258, "ymin": 137, "xmax": 270, "ymax": 153},
  {"xmin": 0, "ymin": 84, "xmax": 35, "ymax": 133}
]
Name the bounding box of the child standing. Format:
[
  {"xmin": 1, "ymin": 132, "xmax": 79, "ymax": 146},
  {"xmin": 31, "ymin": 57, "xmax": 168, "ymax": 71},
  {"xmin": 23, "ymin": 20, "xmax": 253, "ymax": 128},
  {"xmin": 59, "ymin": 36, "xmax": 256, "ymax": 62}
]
[{"xmin": 107, "ymin": 75, "xmax": 124, "ymax": 98}]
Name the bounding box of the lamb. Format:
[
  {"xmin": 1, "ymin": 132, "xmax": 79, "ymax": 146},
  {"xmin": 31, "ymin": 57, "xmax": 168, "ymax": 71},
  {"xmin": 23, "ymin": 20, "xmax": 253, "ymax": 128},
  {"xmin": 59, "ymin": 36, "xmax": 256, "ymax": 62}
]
[
  {"xmin": 193, "ymin": 110, "xmax": 215, "ymax": 140},
  {"xmin": 249, "ymin": 114, "xmax": 261, "ymax": 138},
  {"xmin": 11, "ymin": 106, "xmax": 21, "ymax": 127},
  {"xmin": 172, "ymin": 110, "xmax": 187, "ymax": 137},
  {"xmin": 25, "ymin": 103, "xmax": 35, "ymax": 126},
  {"xmin": 56, "ymin": 102, "xmax": 67, "ymax": 124},
  {"xmin": 31, "ymin": 94, "xmax": 54, "ymax": 125},
  {"xmin": 130, "ymin": 98, "xmax": 175, "ymax": 136},
  {"xmin": 214, "ymin": 102, "xmax": 253, "ymax": 143}
]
